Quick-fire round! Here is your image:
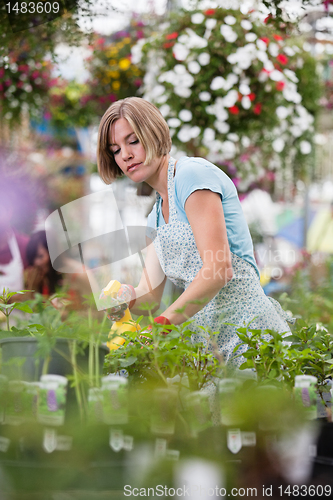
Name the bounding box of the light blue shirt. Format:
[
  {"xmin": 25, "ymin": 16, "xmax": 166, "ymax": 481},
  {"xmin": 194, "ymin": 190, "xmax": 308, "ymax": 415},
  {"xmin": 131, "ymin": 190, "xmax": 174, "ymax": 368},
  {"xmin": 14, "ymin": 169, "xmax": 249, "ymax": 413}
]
[{"xmin": 147, "ymin": 156, "xmax": 259, "ymax": 277}]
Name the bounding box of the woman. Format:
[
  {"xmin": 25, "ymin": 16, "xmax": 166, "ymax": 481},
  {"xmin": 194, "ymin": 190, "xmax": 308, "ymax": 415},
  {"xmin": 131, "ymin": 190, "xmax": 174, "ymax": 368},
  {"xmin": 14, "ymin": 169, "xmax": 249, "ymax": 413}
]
[
  {"xmin": 25, "ymin": 230, "xmax": 62, "ymax": 297},
  {"xmin": 97, "ymin": 97, "xmax": 293, "ymax": 368},
  {"xmin": 25, "ymin": 230, "xmax": 93, "ymax": 313}
]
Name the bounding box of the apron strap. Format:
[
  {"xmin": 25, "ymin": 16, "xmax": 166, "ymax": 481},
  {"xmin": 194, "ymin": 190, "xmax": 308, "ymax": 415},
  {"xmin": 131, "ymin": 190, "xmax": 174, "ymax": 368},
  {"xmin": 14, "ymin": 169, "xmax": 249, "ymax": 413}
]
[
  {"xmin": 155, "ymin": 156, "xmax": 178, "ymax": 227},
  {"xmin": 167, "ymin": 156, "xmax": 178, "ymax": 224}
]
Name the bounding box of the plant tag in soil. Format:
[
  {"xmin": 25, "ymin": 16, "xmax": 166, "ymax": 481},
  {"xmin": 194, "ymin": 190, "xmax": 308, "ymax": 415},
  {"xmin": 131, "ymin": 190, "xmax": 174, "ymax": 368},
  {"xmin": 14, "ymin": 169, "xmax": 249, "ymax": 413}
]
[
  {"xmin": 0, "ymin": 436, "xmax": 10, "ymax": 453},
  {"xmin": 151, "ymin": 388, "xmax": 178, "ymax": 436},
  {"xmin": 227, "ymin": 429, "xmax": 242, "ymax": 454},
  {"xmin": 55, "ymin": 435, "xmax": 73, "ymax": 451},
  {"xmin": 110, "ymin": 429, "xmax": 123, "ymax": 452},
  {"xmin": 241, "ymin": 432, "xmax": 256, "ymax": 447},
  {"xmin": 123, "ymin": 435, "xmax": 134, "ymax": 451},
  {"xmin": 101, "ymin": 376, "xmax": 128, "ymax": 425},
  {"xmin": 38, "ymin": 379, "xmax": 67, "ymax": 426},
  {"xmin": 155, "ymin": 438, "xmax": 167, "ymax": 459},
  {"xmin": 43, "ymin": 428, "xmax": 57, "ymax": 454}
]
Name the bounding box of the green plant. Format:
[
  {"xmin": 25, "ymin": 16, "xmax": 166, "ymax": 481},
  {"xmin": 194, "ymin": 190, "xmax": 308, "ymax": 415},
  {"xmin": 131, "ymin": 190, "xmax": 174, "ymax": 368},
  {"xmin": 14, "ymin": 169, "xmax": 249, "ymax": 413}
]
[
  {"xmin": 234, "ymin": 318, "xmax": 333, "ymax": 404},
  {"xmin": 0, "ymin": 288, "xmax": 33, "ymax": 332}
]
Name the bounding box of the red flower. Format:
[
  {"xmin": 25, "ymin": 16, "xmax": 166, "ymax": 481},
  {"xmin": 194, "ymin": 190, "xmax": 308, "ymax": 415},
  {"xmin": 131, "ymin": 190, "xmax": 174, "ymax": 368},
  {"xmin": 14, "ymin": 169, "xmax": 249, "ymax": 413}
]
[
  {"xmin": 32, "ymin": 70, "xmax": 39, "ymax": 79},
  {"xmin": 166, "ymin": 32, "xmax": 178, "ymax": 40},
  {"xmin": 276, "ymin": 53, "xmax": 288, "ymax": 65},
  {"xmin": 248, "ymin": 93, "xmax": 256, "ymax": 101},
  {"xmin": 273, "ymin": 34, "xmax": 284, "ymax": 41},
  {"xmin": 229, "ymin": 105, "xmax": 239, "ymax": 115},
  {"xmin": 275, "ymin": 81, "xmax": 285, "ymax": 91},
  {"xmin": 253, "ymin": 103, "xmax": 262, "ymax": 114},
  {"xmin": 204, "ymin": 8, "xmax": 215, "ymax": 15},
  {"xmin": 264, "ymin": 14, "xmax": 273, "ymax": 24},
  {"xmin": 163, "ymin": 42, "xmax": 175, "ymax": 49},
  {"xmin": 134, "ymin": 78, "xmax": 142, "ymax": 87},
  {"xmin": 260, "ymin": 37, "xmax": 270, "ymax": 45},
  {"xmin": 97, "ymin": 38, "xmax": 105, "ymax": 45},
  {"xmin": 109, "ymin": 94, "xmax": 117, "ymax": 102}
]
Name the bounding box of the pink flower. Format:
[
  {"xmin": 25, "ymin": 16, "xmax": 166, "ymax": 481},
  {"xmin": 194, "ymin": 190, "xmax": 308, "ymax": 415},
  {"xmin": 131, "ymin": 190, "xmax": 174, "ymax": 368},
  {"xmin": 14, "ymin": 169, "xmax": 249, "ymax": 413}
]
[
  {"xmin": 232, "ymin": 177, "xmax": 241, "ymax": 188},
  {"xmin": 134, "ymin": 79, "xmax": 142, "ymax": 87},
  {"xmin": 5, "ymin": 79, "xmax": 12, "ymax": 87},
  {"xmin": 44, "ymin": 111, "xmax": 52, "ymax": 120},
  {"xmin": 32, "ymin": 70, "xmax": 39, "ymax": 79},
  {"xmin": 108, "ymin": 94, "xmax": 117, "ymax": 102},
  {"xmin": 0, "ymin": 68, "xmax": 4, "ymax": 78},
  {"xmin": 136, "ymin": 30, "xmax": 144, "ymax": 39}
]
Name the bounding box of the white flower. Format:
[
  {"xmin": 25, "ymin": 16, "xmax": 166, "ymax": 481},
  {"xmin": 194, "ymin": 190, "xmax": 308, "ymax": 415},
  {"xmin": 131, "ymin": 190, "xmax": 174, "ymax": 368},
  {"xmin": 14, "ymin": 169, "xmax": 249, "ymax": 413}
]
[
  {"xmin": 269, "ymin": 70, "xmax": 284, "ymax": 81},
  {"xmin": 245, "ymin": 33, "xmax": 257, "ymax": 42},
  {"xmin": 241, "ymin": 136, "xmax": 251, "ymax": 147},
  {"xmin": 182, "ymin": 29, "xmax": 208, "ymax": 49},
  {"xmin": 169, "ymin": 129, "xmax": 176, "ymax": 137},
  {"xmin": 173, "ymin": 44, "xmax": 190, "ymax": 61},
  {"xmin": 258, "ymin": 71, "xmax": 268, "ymax": 82},
  {"xmin": 188, "ymin": 61, "xmax": 201, "ymax": 74},
  {"xmin": 203, "ymin": 128, "xmax": 215, "ymax": 142},
  {"xmin": 241, "ymin": 96, "xmax": 251, "ymax": 109},
  {"xmin": 158, "ymin": 70, "xmax": 175, "ymax": 83},
  {"xmin": 206, "ymin": 19, "xmax": 217, "ymax": 29},
  {"xmin": 221, "ymin": 140, "xmax": 236, "ymax": 158},
  {"xmin": 155, "ymin": 94, "xmax": 168, "ymax": 104},
  {"xmin": 284, "ymin": 46, "xmax": 296, "ymax": 57},
  {"xmin": 214, "ymin": 121, "xmax": 230, "ymax": 134},
  {"xmin": 224, "ymin": 15, "xmax": 237, "ymax": 25},
  {"xmin": 198, "ymin": 52, "xmax": 210, "ymax": 65},
  {"xmin": 168, "ymin": 118, "xmax": 181, "ymax": 127},
  {"xmin": 174, "ymin": 87, "xmax": 192, "ymax": 98},
  {"xmin": 283, "ymin": 82, "xmax": 302, "ymax": 103},
  {"xmin": 159, "ymin": 104, "xmax": 171, "ymax": 117},
  {"xmin": 276, "ymin": 106, "xmax": 290, "ymax": 120},
  {"xmin": 178, "ymin": 126, "xmax": 192, "ymax": 142},
  {"xmin": 23, "ymin": 84, "xmax": 32, "ymax": 92},
  {"xmin": 268, "ymin": 43, "xmax": 279, "ymax": 57},
  {"xmin": 223, "ymin": 89, "xmax": 238, "ymax": 107},
  {"xmin": 191, "ymin": 13, "xmax": 205, "ymax": 24},
  {"xmin": 239, "ymin": 83, "xmax": 251, "ymax": 95},
  {"xmin": 131, "ymin": 39, "xmax": 146, "ymax": 64},
  {"xmin": 264, "ymin": 60, "xmax": 274, "ymax": 72},
  {"xmin": 179, "ymin": 109, "xmax": 192, "ymax": 122},
  {"xmin": 151, "ymin": 85, "xmax": 166, "ymax": 98},
  {"xmin": 224, "ymin": 73, "xmax": 238, "ymax": 90},
  {"xmin": 290, "ymin": 126, "xmax": 302, "ymax": 137},
  {"xmin": 190, "ymin": 126, "xmax": 201, "ymax": 138},
  {"xmin": 256, "ymin": 39, "xmax": 267, "ymax": 52},
  {"xmin": 199, "ymin": 91, "xmax": 211, "ymax": 101},
  {"xmin": 227, "ymin": 133, "xmax": 239, "ymax": 142},
  {"xmin": 284, "ymin": 68, "xmax": 299, "ymax": 83},
  {"xmin": 177, "ymin": 72, "xmax": 195, "ymax": 88},
  {"xmin": 300, "ymin": 140, "xmax": 312, "ymax": 154},
  {"xmin": 174, "ymin": 64, "xmax": 187, "ymax": 75},
  {"xmin": 220, "ymin": 25, "xmax": 238, "ymax": 43},
  {"xmin": 210, "ymin": 76, "xmax": 226, "ymax": 90},
  {"xmin": 272, "ymin": 138, "xmax": 285, "ymax": 153},
  {"xmin": 241, "ymin": 20, "xmax": 252, "ymax": 30},
  {"xmin": 214, "ymin": 99, "xmax": 228, "ymax": 121}
]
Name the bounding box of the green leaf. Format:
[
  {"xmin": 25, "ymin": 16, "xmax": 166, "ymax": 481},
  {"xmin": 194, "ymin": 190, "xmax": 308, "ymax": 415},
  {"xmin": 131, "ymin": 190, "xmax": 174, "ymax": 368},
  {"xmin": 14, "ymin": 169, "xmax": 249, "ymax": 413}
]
[{"xmin": 12, "ymin": 303, "xmax": 33, "ymax": 314}]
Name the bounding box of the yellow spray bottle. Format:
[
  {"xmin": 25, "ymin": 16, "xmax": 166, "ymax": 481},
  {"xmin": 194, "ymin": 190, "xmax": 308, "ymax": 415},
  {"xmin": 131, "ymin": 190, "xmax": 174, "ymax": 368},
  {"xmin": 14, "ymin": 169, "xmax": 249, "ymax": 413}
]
[{"xmin": 102, "ymin": 280, "xmax": 139, "ymax": 350}]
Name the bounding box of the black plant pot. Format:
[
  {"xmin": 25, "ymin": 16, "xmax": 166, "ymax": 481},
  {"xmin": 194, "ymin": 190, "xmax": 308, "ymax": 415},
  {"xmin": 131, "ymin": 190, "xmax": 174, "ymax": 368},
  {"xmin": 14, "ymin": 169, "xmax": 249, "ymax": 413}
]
[
  {"xmin": 0, "ymin": 337, "xmax": 108, "ymax": 381},
  {"xmin": 0, "ymin": 337, "xmax": 109, "ymax": 422}
]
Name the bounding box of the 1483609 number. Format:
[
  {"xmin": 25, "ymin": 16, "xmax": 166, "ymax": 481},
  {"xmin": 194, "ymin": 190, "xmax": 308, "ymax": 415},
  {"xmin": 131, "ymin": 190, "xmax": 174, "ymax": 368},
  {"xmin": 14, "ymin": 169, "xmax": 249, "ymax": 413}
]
[
  {"xmin": 5, "ymin": 2, "xmax": 60, "ymax": 14},
  {"xmin": 278, "ymin": 485, "xmax": 331, "ymax": 496}
]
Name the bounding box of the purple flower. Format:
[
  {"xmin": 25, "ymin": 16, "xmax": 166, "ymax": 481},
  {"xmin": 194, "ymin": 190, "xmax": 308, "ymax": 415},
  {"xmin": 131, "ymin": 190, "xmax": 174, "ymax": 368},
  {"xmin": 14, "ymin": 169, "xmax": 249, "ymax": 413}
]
[{"xmin": 47, "ymin": 390, "xmax": 58, "ymax": 412}]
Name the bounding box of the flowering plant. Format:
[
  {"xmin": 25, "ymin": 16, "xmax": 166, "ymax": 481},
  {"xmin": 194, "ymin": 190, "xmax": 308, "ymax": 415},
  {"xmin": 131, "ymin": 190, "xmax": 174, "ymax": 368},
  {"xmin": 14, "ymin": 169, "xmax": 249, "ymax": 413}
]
[
  {"xmin": 48, "ymin": 80, "xmax": 96, "ymax": 129},
  {"xmin": 0, "ymin": 47, "xmax": 55, "ymax": 126},
  {"xmin": 135, "ymin": 8, "xmax": 321, "ymax": 191},
  {"xmin": 83, "ymin": 20, "xmax": 148, "ymax": 119}
]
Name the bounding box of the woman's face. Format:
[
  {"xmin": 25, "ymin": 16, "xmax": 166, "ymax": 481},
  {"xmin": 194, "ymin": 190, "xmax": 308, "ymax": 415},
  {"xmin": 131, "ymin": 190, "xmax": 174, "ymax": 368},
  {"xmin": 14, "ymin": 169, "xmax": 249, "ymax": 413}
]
[
  {"xmin": 109, "ymin": 118, "xmax": 162, "ymax": 184},
  {"xmin": 34, "ymin": 244, "xmax": 50, "ymax": 271}
]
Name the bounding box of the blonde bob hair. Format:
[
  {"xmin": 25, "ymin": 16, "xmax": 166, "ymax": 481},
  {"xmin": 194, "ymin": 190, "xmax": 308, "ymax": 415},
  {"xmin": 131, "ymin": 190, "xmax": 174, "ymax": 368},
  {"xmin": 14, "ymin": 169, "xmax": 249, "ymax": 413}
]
[{"xmin": 97, "ymin": 97, "xmax": 172, "ymax": 184}]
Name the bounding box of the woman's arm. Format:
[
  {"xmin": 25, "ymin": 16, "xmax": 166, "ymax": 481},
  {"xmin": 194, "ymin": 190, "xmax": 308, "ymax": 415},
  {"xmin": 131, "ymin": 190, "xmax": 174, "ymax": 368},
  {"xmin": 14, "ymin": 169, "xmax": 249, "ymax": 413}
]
[
  {"xmin": 161, "ymin": 189, "xmax": 233, "ymax": 324},
  {"xmin": 131, "ymin": 237, "xmax": 167, "ymax": 316}
]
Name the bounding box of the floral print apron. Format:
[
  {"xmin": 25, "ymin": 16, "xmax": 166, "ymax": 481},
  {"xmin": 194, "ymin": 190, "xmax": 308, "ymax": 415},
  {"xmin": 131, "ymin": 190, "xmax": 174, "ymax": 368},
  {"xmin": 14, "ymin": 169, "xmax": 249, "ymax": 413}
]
[{"xmin": 153, "ymin": 157, "xmax": 294, "ymax": 369}]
